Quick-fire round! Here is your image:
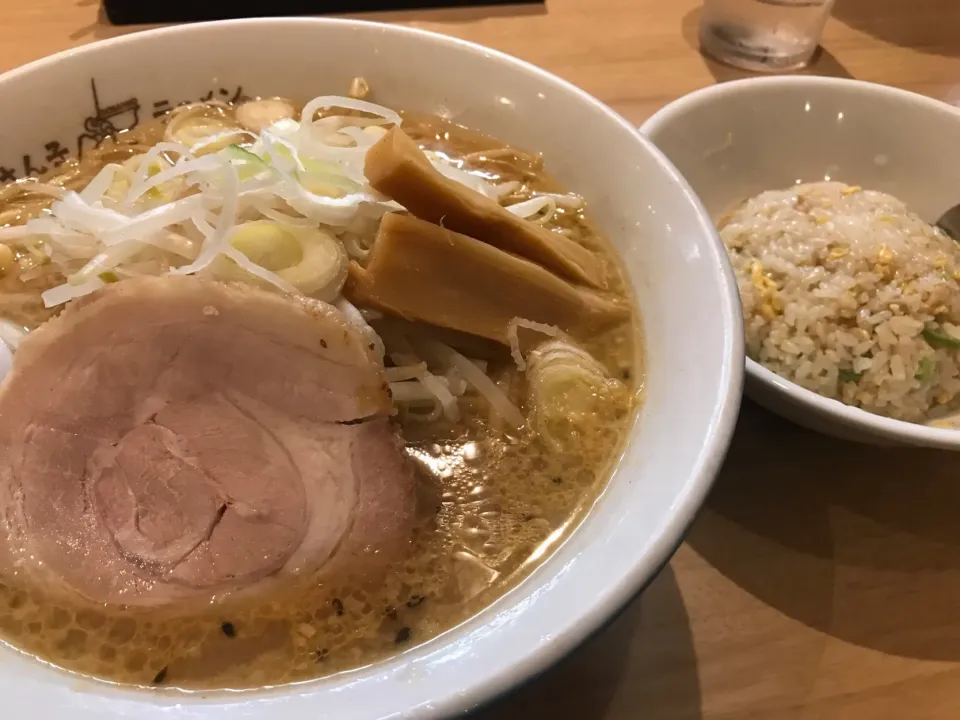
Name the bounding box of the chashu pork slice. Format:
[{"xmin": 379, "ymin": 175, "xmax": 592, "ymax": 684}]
[{"xmin": 0, "ymin": 276, "xmax": 416, "ymax": 605}]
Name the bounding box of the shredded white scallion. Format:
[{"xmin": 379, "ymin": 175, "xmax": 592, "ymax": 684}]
[
  {"xmin": 0, "ymin": 91, "xmax": 574, "ymax": 437},
  {"xmin": 42, "ymin": 277, "xmax": 105, "ymax": 308},
  {"xmin": 505, "ymin": 196, "xmax": 555, "ymax": 219},
  {"xmin": 507, "ymin": 317, "xmax": 567, "ymax": 371},
  {"xmin": 79, "ymin": 164, "xmax": 122, "ymax": 204},
  {"xmin": 2, "ymin": 92, "xmax": 544, "ymax": 438}
]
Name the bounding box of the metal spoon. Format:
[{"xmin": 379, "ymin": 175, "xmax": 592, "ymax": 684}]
[
  {"xmin": 936, "ymin": 204, "xmax": 960, "ymax": 239},
  {"xmin": 922, "ymin": 207, "xmax": 960, "ymax": 429}
]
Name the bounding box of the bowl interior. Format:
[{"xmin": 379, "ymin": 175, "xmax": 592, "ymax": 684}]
[
  {"xmin": 642, "ymin": 77, "xmax": 960, "ymax": 224},
  {"xmin": 0, "ymin": 19, "xmax": 741, "ymax": 720}
]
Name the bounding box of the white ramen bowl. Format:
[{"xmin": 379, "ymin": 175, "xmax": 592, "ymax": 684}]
[
  {"xmin": 0, "ymin": 18, "xmax": 742, "ymax": 720},
  {"xmin": 642, "ymin": 76, "xmax": 960, "ymax": 449}
]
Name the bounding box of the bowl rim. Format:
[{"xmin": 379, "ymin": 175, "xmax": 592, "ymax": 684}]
[
  {"xmin": 0, "ymin": 16, "xmax": 745, "ymax": 718},
  {"xmin": 641, "ymin": 75, "xmax": 960, "ymax": 450}
]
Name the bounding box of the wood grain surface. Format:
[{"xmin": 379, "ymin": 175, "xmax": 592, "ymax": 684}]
[{"xmin": 2, "ymin": 1, "xmax": 960, "ymax": 717}]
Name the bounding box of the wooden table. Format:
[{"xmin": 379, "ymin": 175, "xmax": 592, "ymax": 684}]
[{"xmin": 4, "ymin": 1, "xmax": 960, "ymax": 717}]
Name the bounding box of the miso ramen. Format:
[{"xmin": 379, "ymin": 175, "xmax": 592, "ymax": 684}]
[{"xmin": 0, "ymin": 82, "xmax": 642, "ymax": 689}]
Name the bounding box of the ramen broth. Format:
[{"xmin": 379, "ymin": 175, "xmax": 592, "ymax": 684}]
[{"xmin": 0, "ymin": 97, "xmax": 641, "ymax": 688}]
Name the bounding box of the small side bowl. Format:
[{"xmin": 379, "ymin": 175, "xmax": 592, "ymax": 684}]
[{"xmin": 641, "ymin": 76, "xmax": 960, "ymax": 449}]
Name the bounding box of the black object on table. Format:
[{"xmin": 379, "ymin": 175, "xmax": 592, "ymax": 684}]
[{"xmin": 103, "ymin": 0, "xmax": 543, "ymax": 25}]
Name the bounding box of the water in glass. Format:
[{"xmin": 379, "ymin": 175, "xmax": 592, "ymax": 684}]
[{"xmin": 699, "ymin": 0, "xmax": 836, "ymax": 72}]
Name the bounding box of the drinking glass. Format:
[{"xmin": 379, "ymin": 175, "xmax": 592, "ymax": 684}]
[{"xmin": 699, "ymin": 0, "xmax": 836, "ymax": 72}]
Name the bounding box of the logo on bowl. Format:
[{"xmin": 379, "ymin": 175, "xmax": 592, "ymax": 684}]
[
  {"xmin": 0, "ymin": 79, "xmax": 250, "ymax": 182},
  {"xmin": 77, "ymin": 79, "xmax": 141, "ymax": 159}
]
